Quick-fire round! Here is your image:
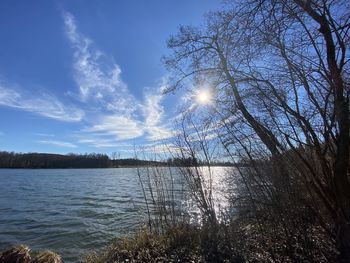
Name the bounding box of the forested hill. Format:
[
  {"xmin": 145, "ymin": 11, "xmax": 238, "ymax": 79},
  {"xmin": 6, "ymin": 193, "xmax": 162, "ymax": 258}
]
[
  {"xmin": 0, "ymin": 151, "xmax": 161, "ymax": 169},
  {"xmin": 0, "ymin": 151, "xmax": 110, "ymax": 168},
  {"xmin": 0, "ymin": 151, "xmax": 234, "ymax": 168}
]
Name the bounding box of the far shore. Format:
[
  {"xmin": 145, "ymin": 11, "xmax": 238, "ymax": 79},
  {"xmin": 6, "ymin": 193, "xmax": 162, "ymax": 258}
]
[{"xmin": 0, "ymin": 164, "xmax": 242, "ymax": 169}]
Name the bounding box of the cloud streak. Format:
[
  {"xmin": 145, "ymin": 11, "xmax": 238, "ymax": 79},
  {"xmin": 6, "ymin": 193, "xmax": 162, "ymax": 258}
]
[
  {"xmin": 143, "ymin": 90, "xmax": 174, "ymax": 141},
  {"xmin": 0, "ymin": 83, "xmax": 84, "ymax": 122},
  {"xmin": 63, "ymin": 11, "xmax": 137, "ymax": 116},
  {"xmin": 63, "ymin": 11, "xmax": 174, "ymax": 146},
  {"xmin": 84, "ymin": 115, "xmax": 144, "ymax": 141},
  {"xmin": 0, "ymin": 11, "xmax": 176, "ymax": 153}
]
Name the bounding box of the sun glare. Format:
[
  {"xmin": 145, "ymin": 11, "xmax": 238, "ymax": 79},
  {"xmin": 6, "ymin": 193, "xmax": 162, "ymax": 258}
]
[{"xmin": 196, "ymin": 90, "xmax": 211, "ymax": 105}]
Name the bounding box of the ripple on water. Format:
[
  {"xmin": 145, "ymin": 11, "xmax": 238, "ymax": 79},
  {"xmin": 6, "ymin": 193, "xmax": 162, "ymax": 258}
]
[{"xmin": 0, "ymin": 167, "xmax": 232, "ymax": 263}]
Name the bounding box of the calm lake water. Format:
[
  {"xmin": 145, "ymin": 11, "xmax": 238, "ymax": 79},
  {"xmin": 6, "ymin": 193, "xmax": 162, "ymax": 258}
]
[{"xmin": 0, "ymin": 167, "xmax": 229, "ymax": 262}]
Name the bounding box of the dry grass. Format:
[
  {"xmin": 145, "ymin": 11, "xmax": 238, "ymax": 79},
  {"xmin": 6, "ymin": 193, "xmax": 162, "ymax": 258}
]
[
  {"xmin": 82, "ymin": 209, "xmax": 338, "ymax": 263},
  {"xmin": 0, "ymin": 245, "xmax": 31, "ymax": 263},
  {"xmin": 30, "ymin": 250, "xmax": 61, "ymax": 263},
  {"xmin": 0, "ymin": 246, "xmax": 62, "ymax": 263},
  {"xmin": 83, "ymin": 224, "xmax": 204, "ymax": 263}
]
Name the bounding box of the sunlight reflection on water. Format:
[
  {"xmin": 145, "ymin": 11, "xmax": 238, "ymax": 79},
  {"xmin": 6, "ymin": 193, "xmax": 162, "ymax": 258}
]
[{"xmin": 180, "ymin": 166, "xmax": 236, "ymax": 223}]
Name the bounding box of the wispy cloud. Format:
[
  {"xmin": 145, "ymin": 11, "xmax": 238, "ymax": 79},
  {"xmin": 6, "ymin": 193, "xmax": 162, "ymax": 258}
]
[
  {"xmin": 38, "ymin": 140, "xmax": 78, "ymax": 148},
  {"xmin": 84, "ymin": 115, "xmax": 144, "ymax": 141},
  {"xmin": 0, "ymin": 83, "xmax": 84, "ymax": 122},
  {"xmin": 144, "ymin": 93, "xmax": 164, "ymax": 127},
  {"xmin": 143, "ymin": 88, "xmax": 174, "ymax": 141},
  {"xmin": 63, "ymin": 11, "xmax": 137, "ymax": 116},
  {"xmin": 62, "ymin": 11, "xmax": 174, "ymax": 147},
  {"xmin": 0, "ymin": 10, "xmax": 177, "ymax": 152}
]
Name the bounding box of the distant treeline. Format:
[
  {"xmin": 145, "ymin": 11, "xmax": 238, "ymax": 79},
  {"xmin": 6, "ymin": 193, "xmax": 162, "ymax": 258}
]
[
  {"xmin": 0, "ymin": 151, "xmax": 110, "ymax": 168},
  {"xmin": 0, "ymin": 151, "xmax": 235, "ymax": 168},
  {"xmin": 0, "ymin": 151, "xmax": 163, "ymax": 169}
]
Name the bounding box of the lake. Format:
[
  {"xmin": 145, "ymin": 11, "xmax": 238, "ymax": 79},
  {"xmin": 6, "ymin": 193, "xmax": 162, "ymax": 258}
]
[{"xmin": 0, "ymin": 167, "xmax": 230, "ymax": 262}]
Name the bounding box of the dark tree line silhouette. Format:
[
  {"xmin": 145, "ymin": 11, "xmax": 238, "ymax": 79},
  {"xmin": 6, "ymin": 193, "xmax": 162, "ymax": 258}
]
[
  {"xmin": 0, "ymin": 151, "xmax": 110, "ymax": 168},
  {"xmin": 0, "ymin": 151, "xmax": 235, "ymax": 169}
]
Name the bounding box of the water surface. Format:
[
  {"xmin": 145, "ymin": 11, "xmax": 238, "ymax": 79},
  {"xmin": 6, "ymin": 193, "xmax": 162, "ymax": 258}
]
[
  {"xmin": 0, "ymin": 168, "xmax": 148, "ymax": 262},
  {"xmin": 0, "ymin": 167, "xmax": 230, "ymax": 262}
]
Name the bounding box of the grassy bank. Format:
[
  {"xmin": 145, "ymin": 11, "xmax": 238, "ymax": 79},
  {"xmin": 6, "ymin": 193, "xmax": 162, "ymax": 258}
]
[
  {"xmin": 0, "ymin": 213, "xmax": 337, "ymax": 263},
  {"xmin": 82, "ymin": 210, "xmax": 337, "ymax": 263},
  {"xmin": 0, "ymin": 245, "xmax": 62, "ymax": 263}
]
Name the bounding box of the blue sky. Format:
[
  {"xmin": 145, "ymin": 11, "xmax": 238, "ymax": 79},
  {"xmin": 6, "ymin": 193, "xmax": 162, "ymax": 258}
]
[{"xmin": 0, "ymin": 0, "xmax": 221, "ymax": 156}]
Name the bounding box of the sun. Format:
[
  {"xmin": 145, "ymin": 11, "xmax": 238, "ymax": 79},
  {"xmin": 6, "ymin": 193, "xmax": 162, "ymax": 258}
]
[{"xmin": 196, "ymin": 90, "xmax": 212, "ymax": 105}]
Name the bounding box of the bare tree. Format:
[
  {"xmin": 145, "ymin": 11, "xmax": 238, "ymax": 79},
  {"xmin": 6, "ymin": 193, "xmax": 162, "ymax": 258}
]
[{"xmin": 164, "ymin": 0, "xmax": 350, "ymax": 261}]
